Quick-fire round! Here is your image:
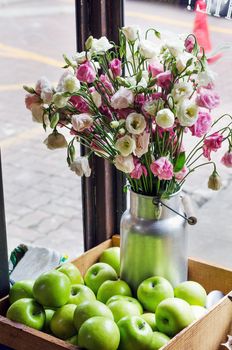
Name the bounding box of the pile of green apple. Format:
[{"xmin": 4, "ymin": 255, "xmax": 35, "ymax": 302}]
[{"xmin": 6, "ymin": 246, "xmax": 208, "ymax": 350}]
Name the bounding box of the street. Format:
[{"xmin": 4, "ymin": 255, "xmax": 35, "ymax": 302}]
[{"xmin": 0, "ymin": 0, "xmax": 231, "ymax": 266}]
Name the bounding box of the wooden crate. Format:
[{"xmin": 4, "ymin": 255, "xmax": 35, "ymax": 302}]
[{"xmin": 0, "ymin": 235, "xmax": 232, "ymax": 350}]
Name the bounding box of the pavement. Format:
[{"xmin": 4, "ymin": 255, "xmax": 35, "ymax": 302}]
[{"xmin": 0, "ymin": 0, "xmax": 231, "ymax": 266}]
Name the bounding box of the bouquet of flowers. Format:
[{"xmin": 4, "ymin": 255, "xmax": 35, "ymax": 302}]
[{"xmin": 24, "ymin": 25, "xmax": 232, "ymax": 197}]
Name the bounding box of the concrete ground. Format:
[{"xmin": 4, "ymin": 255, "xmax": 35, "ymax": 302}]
[{"xmin": 0, "ymin": 0, "xmax": 231, "ymax": 266}]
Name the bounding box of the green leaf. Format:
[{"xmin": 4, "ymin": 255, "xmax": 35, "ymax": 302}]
[
  {"xmin": 136, "ymin": 70, "xmax": 143, "ymax": 84},
  {"xmin": 174, "ymin": 152, "xmax": 186, "ymax": 173}
]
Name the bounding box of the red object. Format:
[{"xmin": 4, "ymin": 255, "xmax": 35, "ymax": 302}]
[{"xmin": 193, "ymin": 0, "xmax": 212, "ymax": 52}]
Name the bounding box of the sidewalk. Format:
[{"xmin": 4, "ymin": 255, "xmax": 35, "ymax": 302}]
[{"xmin": 0, "ymin": 0, "xmax": 231, "ymax": 266}]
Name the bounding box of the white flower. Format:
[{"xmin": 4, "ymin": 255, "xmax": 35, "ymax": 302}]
[
  {"xmin": 177, "ymin": 100, "xmax": 198, "ymax": 126},
  {"xmin": 31, "ymin": 103, "xmax": 44, "ymax": 123},
  {"xmin": 172, "ymin": 81, "xmax": 193, "ymax": 102},
  {"xmin": 63, "ymin": 74, "xmax": 80, "ymax": 93},
  {"xmin": 70, "ymin": 157, "xmax": 91, "ymax": 177},
  {"xmin": 91, "ymin": 36, "xmax": 113, "ymax": 54},
  {"xmin": 73, "ymin": 51, "xmax": 91, "ymax": 64},
  {"xmin": 139, "ymin": 40, "xmax": 157, "ymax": 59},
  {"xmin": 156, "ymin": 108, "xmax": 175, "ymax": 129},
  {"xmin": 44, "ymin": 132, "xmax": 68, "ymax": 150},
  {"xmin": 91, "ymin": 90, "xmax": 102, "ymax": 108},
  {"xmin": 166, "ymin": 40, "xmax": 184, "ymax": 57},
  {"xmin": 35, "ymin": 77, "xmax": 53, "ymax": 104},
  {"xmin": 72, "ymin": 113, "xmax": 93, "ymax": 132},
  {"xmin": 115, "ymin": 135, "xmax": 136, "ymax": 157},
  {"xmin": 126, "ymin": 112, "xmax": 146, "ymax": 135},
  {"xmin": 133, "ymin": 132, "xmax": 150, "ymax": 158},
  {"xmin": 176, "ymin": 52, "xmax": 195, "ymax": 73},
  {"xmin": 111, "ymin": 87, "xmax": 134, "ymax": 109},
  {"xmin": 114, "ymin": 155, "xmax": 135, "ymax": 173},
  {"xmin": 197, "ymin": 69, "xmax": 216, "ymax": 87},
  {"xmin": 52, "ymin": 93, "xmax": 69, "ymax": 108},
  {"xmin": 122, "ymin": 25, "xmax": 141, "ymax": 41},
  {"xmin": 126, "ymin": 75, "xmax": 148, "ymax": 88}
]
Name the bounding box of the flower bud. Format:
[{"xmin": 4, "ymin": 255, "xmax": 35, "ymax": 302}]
[
  {"xmin": 208, "ymin": 172, "xmax": 222, "ymax": 191},
  {"xmin": 110, "ymin": 121, "xmax": 119, "ymax": 129},
  {"xmin": 85, "ymin": 36, "xmax": 93, "ymax": 50},
  {"xmin": 118, "ymin": 128, "xmax": 126, "ymax": 135},
  {"xmin": 44, "ymin": 132, "xmax": 68, "ymax": 150}
]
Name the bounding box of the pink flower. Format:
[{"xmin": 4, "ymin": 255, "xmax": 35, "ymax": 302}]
[
  {"xmin": 174, "ymin": 165, "xmax": 188, "ymax": 181},
  {"xmin": 72, "ymin": 113, "xmax": 93, "ymax": 132},
  {"xmin": 70, "ymin": 95, "xmax": 89, "ymax": 113},
  {"xmin": 111, "ymin": 87, "xmax": 134, "ymax": 110},
  {"xmin": 189, "ymin": 109, "xmax": 212, "ymax": 137},
  {"xmin": 109, "ymin": 58, "xmax": 122, "ymax": 77},
  {"xmin": 25, "ymin": 94, "xmax": 41, "ymax": 110},
  {"xmin": 133, "ymin": 132, "xmax": 150, "ymax": 158},
  {"xmin": 156, "ymin": 71, "xmax": 173, "ymax": 90},
  {"xmin": 196, "ymin": 88, "xmax": 220, "ymax": 110},
  {"xmin": 148, "ymin": 62, "xmax": 164, "ymax": 77},
  {"xmin": 76, "ymin": 61, "xmax": 96, "ymax": 83},
  {"xmin": 221, "ymin": 151, "xmax": 232, "ymax": 168},
  {"xmin": 99, "ymin": 74, "xmax": 114, "ymax": 93},
  {"xmin": 203, "ymin": 132, "xmax": 223, "ymax": 160},
  {"xmin": 184, "ymin": 36, "xmax": 195, "ymax": 53},
  {"xmin": 150, "ymin": 157, "xmax": 173, "ymax": 180},
  {"xmin": 130, "ymin": 160, "xmax": 147, "ymax": 179},
  {"xmin": 135, "ymin": 94, "xmax": 146, "ymax": 108},
  {"xmin": 35, "ymin": 77, "xmax": 53, "ymax": 103}
]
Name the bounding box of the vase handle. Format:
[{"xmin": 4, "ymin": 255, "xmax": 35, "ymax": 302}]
[{"xmin": 181, "ymin": 195, "xmax": 197, "ymax": 225}]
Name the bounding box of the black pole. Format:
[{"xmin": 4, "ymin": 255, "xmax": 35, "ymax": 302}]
[
  {"xmin": 0, "ymin": 150, "xmax": 9, "ymax": 298},
  {"xmin": 75, "ymin": 0, "xmax": 126, "ymax": 250}
]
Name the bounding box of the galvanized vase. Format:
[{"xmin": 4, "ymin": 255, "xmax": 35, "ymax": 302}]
[{"xmin": 120, "ymin": 190, "xmax": 188, "ymax": 294}]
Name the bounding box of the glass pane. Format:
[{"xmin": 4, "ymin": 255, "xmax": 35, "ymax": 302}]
[
  {"xmin": 0, "ymin": 0, "xmax": 84, "ymax": 261},
  {"xmin": 125, "ymin": 0, "xmax": 232, "ymax": 267}
]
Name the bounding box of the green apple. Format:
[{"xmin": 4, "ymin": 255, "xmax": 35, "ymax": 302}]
[
  {"xmin": 174, "ymin": 281, "xmax": 207, "ymax": 307},
  {"xmin": 107, "ymin": 295, "xmax": 143, "ymax": 314},
  {"xmin": 67, "ymin": 334, "xmax": 79, "ymax": 345},
  {"xmin": 156, "ymin": 297, "xmax": 195, "ymax": 336},
  {"xmin": 137, "ymin": 276, "xmax": 174, "ymax": 313},
  {"xmin": 57, "ymin": 262, "xmax": 84, "ymax": 285},
  {"xmin": 33, "ymin": 270, "xmax": 71, "ymax": 308},
  {"xmin": 117, "ymin": 315, "xmax": 153, "ymax": 350},
  {"xmin": 149, "ymin": 331, "xmax": 170, "ymax": 350},
  {"xmin": 9, "ymin": 280, "xmax": 34, "ymax": 304},
  {"xmin": 191, "ymin": 305, "xmax": 207, "ymax": 320},
  {"xmin": 99, "ymin": 247, "xmax": 120, "ymax": 276},
  {"xmin": 108, "ymin": 299, "xmax": 141, "ymax": 323},
  {"xmin": 6, "ymin": 298, "xmax": 45, "ymax": 330},
  {"xmin": 97, "ymin": 279, "xmax": 132, "ymax": 304},
  {"xmin": 78, "ymin": 316, "xmax": 120, "ymax": 350},
  {"xmin": 84, "ymin": 263, "xmax": 118, "ymax": 295},
  {"xmin": 141, "ymin": 313, "xmax": 157, "ymax": 331},
  {"xmin": 50, "ymin": 304, "xmax": 77, "ymax": 340},
  {"xmin": 68, "ymin": 284, "xmax": 96, "ymax": 306},
  {"xmin": 73, "ymin": 300, "xmax": 114, "ymax": 331},
  {"xmin": 43, "ymin": 308, "xmax": 56, "ymax": 333}
]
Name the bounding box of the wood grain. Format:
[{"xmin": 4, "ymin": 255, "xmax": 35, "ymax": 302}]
[
  {"xmin": 0, "ymin": 316, "xmax": 77, "ymax": 350},
  {"xmin": 188, "ymin": 258, "xmax": 232, "ymax": 294},
  {"xmin": 71, "ymin": 238, "xmax": 112, "ymax": 275}
]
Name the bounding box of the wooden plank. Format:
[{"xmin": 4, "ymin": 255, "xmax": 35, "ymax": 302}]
[
  {"xmin": 71, "ymin": 238, "xmax": 113, "ymax": 275},
  {"xmin": 188, "ymin": 258, "xmax": 232, "ymax": 294},
  {"xmin": 112, "ymin": 234, "xmax": 120, "ymax": 247},
  {"xmin": 163, "ymin": 293, "xmax": 232, "ymax": 350},
  {"xmin": 0, "ymin": 316, "xmax": 76, "ymax": 350}
]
